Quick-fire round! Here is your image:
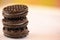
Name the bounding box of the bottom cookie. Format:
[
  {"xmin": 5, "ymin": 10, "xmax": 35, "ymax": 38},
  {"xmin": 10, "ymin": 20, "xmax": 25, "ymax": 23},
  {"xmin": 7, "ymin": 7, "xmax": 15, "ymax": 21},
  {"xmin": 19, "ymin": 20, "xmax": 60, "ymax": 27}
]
[
  {"xmin": 4, "ymin": 33, "xmax": 28, "ymax": 38},
  {"xmin": 3, "ymin": 28, "xmax": 29, "ymax": 38}
]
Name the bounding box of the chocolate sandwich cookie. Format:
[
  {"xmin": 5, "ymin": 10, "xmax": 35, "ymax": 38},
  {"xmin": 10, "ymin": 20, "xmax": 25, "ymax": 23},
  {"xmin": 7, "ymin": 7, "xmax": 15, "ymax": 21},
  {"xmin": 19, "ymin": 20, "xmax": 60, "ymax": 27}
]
[
  {"xmin": 3, "ymin": 26, "xmax": 29, "ymax": 38},
  {"xmin": 3, "ymin": 5, "xmax": 28, "ymax": 18},
  {"xmin": 2, "ymin": 18, "xmax": 28, "ymax": 29},
  {"xmin": 2, "ymin": 18, "xmax": 28, "ymax": 26}
]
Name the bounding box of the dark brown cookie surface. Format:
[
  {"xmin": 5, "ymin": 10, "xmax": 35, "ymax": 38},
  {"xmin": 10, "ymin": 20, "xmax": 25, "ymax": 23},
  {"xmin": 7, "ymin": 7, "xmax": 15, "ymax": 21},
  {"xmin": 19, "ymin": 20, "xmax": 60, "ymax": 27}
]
[
  {"xmin": 3, "ymin": 5, "xmax": 28, "ymax": 14},
  {"xmin": 3, "ymin": 5, "xmax": 28, "ymax": 18},
  {"xmin": 2, "ymin": 18, "xmax": 28, "ymax": 26},
  {"xmin": 4, "ymin": 29, "xmax": 29, "ymax": 38}
]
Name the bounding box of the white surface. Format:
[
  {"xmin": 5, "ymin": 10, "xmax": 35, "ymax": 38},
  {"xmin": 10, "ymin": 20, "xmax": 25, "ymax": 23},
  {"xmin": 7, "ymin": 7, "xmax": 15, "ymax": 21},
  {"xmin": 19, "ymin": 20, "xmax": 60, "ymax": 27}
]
[{"xmin": 0, "ymin": 5, "xmax": 60, "ymax": 40}]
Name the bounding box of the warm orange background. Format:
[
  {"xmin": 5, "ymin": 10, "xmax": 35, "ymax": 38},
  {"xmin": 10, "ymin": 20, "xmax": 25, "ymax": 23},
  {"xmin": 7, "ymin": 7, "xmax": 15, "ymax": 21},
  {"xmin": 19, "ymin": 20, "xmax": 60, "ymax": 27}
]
[{"xmin": 0, "ymin": 0, "xmax": 60, "ymax": 7}]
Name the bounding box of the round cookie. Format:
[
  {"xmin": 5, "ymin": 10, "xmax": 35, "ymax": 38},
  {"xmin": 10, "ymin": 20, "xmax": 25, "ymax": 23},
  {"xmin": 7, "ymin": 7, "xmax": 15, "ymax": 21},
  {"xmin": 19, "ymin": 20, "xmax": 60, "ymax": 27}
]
[
  {"xmin": 3, "ymin": 27, "xmax": 29, "ymax": 38},
  {"xmin": 3, "ymin": 5, "xmax": 28, "ymax": 18},
  {"xmin": 2, "ymin": 18, "xmax": 28, "ymax": 26}
]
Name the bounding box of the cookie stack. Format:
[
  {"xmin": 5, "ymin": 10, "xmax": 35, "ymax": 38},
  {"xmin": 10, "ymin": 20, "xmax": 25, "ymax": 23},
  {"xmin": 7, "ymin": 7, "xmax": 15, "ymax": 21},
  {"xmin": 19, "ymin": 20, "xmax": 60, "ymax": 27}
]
[{"xmin": 2, "ymin": 5, "xmax": 29, "ymax": 38}]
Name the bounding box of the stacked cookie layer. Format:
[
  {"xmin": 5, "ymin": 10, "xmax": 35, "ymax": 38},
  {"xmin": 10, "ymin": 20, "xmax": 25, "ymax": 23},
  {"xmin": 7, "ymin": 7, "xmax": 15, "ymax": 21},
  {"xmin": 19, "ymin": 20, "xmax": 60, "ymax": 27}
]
[{"xmin": 2, "ymin": 5, "xmax": 29, "ymax": 38}]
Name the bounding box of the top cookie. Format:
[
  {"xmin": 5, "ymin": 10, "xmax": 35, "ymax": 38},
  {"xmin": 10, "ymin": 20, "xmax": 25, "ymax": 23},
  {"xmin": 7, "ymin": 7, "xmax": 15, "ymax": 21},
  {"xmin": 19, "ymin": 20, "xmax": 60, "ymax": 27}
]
[{"xmin": 3, "ymin": 5, "xmax": 28, "ymax": 18}]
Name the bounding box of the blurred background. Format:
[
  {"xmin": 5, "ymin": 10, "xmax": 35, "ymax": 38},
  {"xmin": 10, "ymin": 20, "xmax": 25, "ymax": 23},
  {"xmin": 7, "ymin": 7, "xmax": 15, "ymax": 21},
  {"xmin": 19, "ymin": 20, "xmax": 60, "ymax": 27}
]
[{"xmin": 0, "ymin": 0, "xmax": 60, "ymax": 7}]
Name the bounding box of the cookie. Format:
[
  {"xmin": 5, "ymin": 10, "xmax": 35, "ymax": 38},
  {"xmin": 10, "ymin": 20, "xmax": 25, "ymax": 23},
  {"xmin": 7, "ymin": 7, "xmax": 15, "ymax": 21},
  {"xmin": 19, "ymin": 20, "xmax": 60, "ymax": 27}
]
[
  {"xmin": 3, "ymin": 27, "xmax": 29, "ymax": 38},
  {"xmin": 3, "ymin": 5, "xmax": 28, "ymax": 18},
  {"xmin": 2, "ymin": 18, "xmax": 28, "ymax": 26}
]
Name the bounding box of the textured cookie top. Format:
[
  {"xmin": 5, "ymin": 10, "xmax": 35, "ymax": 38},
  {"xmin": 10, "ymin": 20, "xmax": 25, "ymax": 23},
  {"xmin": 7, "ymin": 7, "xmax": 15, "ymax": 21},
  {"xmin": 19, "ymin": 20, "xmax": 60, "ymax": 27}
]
[{"xmin": 3, "ymin": 5, "xmax": 28, "ymax": 14}]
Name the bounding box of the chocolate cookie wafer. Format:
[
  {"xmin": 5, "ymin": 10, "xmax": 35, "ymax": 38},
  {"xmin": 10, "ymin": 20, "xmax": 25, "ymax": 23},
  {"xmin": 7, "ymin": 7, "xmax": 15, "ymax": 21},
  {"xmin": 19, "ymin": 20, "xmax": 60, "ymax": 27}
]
[
  {"xmin": 3, "ymin": 25, "xmax": 29, "ymax": 38},
  {"xmin": 2, "ymin": 18, "xmax": 28, "ymax": 26},
  {"xmin": 2, "ymin": 5, "xmax": 28, "ymax": 18},
  {"xmin": 3, "ymin": 26, "xmax": 29, "ymax": 38}
]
